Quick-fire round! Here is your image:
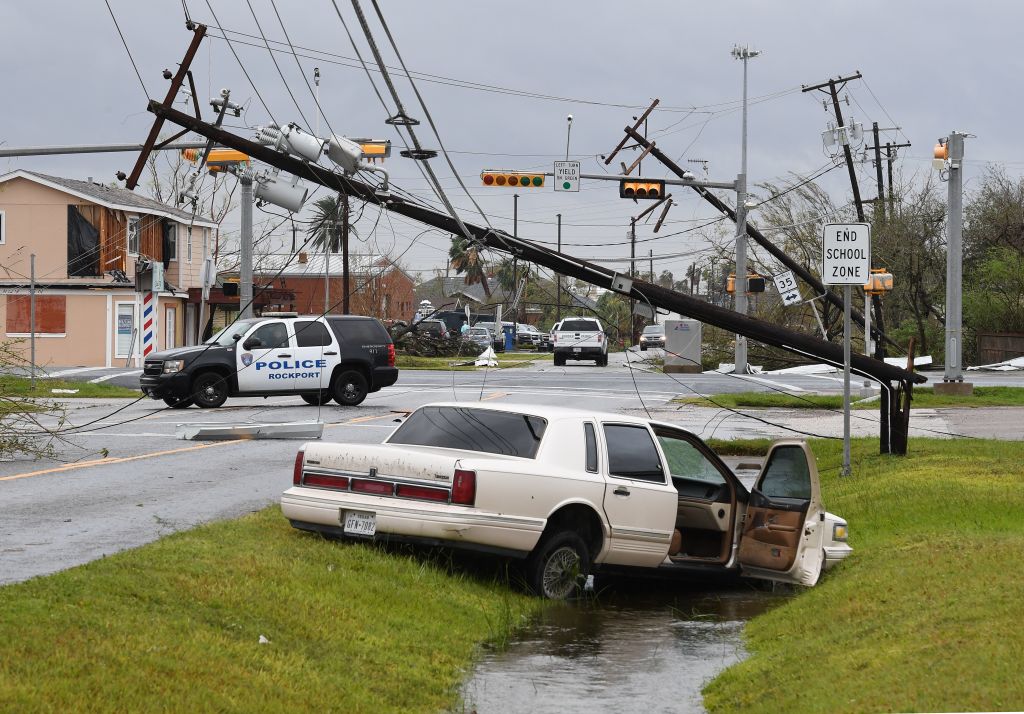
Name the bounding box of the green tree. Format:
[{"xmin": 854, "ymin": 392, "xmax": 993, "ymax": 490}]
[{"xmin": 306, "ymin": 194, "xmax": 350, "ymax": 253}]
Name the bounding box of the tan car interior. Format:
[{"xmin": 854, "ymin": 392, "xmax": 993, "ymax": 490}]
[
  {"xmin": 737, "ymin": 444, "xmax": 813, "ymax": 571},
  {"xmin": 656, "ymin": 430, "xmax": 736, "ymax": 563}
]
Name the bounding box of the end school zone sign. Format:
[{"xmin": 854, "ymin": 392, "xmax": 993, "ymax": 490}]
[{"xmin": 821, "ymin": 223, "xmax": 871, "ymax": 285}]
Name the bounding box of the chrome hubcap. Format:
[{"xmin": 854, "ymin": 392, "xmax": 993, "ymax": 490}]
[{"xmin": 542, "ymin": 546, "xmax": 581, "ymax": 599}]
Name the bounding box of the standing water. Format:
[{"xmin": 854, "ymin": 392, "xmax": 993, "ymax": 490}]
[{"xmin": 460, "ymin": 582, "xmax": 788, "ymax": 714}]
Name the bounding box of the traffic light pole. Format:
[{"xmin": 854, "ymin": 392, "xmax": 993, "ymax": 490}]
[
  {"xmin": 942, "ymin": 132, "xmax": 968, "ymax": 387},
  {"xmin": 239, "ymin": 173, "xmax": 254, "ymax": 320}
]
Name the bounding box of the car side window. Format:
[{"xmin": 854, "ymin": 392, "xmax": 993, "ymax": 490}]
[
  {"xmin": 584, "ymin": 422, "xmax": 598, "ymax": 473},
  {"xmin": 294, "ymin": 320, "xmax": 332, "ymax": 347},
  {"xmin": 656, "ymin": 433, "xmax": 726, "ymax": 485},
  {"xmin": 758, "ymin": 445, "xmax": 811, "ymax": 500},
  {"xmin": 603, "ymin": 424, "xmax": 664, "ymax": 483},
  {"xmin": 250, "ymin": 322, "xmax": 289, "ymax": 349}
]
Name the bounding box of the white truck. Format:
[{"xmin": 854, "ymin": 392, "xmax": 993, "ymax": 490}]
[
  {"xmin": 281, "ymin": 402, "xmax": 851, "ymax": 599},
  {"xmin": 552, "ymin": 317, "xmax": 608, "ymax": 366}
]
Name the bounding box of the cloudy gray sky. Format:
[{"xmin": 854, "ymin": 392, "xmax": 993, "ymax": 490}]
[{"xmin": 3, "ymin": 0, "xmax": 1021, "ymax": 283}]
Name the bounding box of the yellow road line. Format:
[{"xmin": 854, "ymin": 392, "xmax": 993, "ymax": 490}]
[
  {"xmin": 0, "ymin": 440, "xmax": 243, "ymax": 482},
  {"xmin": 480, "ymin": 391, "xmax": 509, "ymax": 401}
]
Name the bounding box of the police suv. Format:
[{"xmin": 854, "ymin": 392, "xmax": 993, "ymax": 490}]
[{"xmin": 140, "ymin": 313, "xmax": 397, "ymax": 409}]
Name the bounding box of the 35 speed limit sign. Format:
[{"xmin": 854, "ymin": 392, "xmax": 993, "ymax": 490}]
[{"xmin": 773, "ymin": 270, "xmax": 801, "ymax": 306}]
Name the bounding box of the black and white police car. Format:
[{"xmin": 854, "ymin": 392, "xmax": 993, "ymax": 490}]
[{"xmin": 140, "ymin": 313, "xmax": 397, "ymax": 409}]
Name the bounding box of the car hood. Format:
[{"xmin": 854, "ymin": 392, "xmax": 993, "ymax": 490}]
[{"xmin": 146, "ymin": 345, "xmax": 228, "ymax": 362}]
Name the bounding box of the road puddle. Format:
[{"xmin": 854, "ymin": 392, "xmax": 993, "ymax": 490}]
[{"xmin": 460, "ymin": 582, "xmax": 788, "ymax": 714}]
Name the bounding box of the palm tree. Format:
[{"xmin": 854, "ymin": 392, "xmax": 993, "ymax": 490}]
[
  {"xmin": 306, "ymin": 194, "xmax": 346, "ymax": 252},
  {"xmin": 448, "ymin": 237, "xmax": 491, "ymax": 297}
]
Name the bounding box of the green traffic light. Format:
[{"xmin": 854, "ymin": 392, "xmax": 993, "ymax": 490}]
[
  {"xmin": 532, "ymin": 176, "xmax": 543, "ymax": 187},
  {"xmin": 520, "ymin": 176, "xmax": 530, "ymax": 186}
]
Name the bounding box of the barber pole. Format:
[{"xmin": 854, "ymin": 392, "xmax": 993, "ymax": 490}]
[{"xmin": 142, "ymin": 291, "xmax": 157, "ymax": 358}]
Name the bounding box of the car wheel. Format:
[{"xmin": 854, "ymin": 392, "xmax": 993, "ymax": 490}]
[
  {"xmin": 191, "ymin": 372, "xmax": 229, "ymax": 409},
  {"xmin": 332, "ymin": 370, "xmax": 368, "ymax": 407},
  {"xmin": 527, "ymin": 531, "xmax": 591, "ymax": 600},
  {"xmin": 553, "ymin": 353, "xmax": 565, "ymax": 367},
  {"xmin": 301, "ymin": 391, "xmax": 332, "ymax": 406},
  {"xmin": 163, "ymin": 396, "xmax": 193, "ymax": 409}
]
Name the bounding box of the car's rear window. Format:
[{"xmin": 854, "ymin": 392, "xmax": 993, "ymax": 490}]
[
  {"xmin": 560, "ymin": 319, "xmax": 600, "ymax": 332},
  {"xmin": 388, "ymin": 406, "xmax": 548, "ymax": 458},
  {"xmin": 328, "ymin": 317, "xmax": 390, "ymax": 345}
]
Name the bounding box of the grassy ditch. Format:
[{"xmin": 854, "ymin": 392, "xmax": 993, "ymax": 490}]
[
  {"xmin": 0, "ymin": 508, "xmax": 540, "ymax": 713},
  {"xmin": 396, "ymin": 354, "xmax": 550, "ymax": 370},
  {"xmin": 704, "ymin": 437, "xmax": 1024, "ymax": 713},
  {"xmin": 0, "ymin": 374, "xmax": 140, "ymax": 398},
  {"xmin": 678, "ymin": 385, "xmax": 1024, "ymax": 411}
]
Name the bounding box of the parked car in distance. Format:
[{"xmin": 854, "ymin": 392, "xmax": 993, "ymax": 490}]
[
  {"xmin": 516, "ymin": 323, "xmax": 542, "ymax": 348},
  {"xmin": 552, "ymin": 317, "xmax": 608, "ymax": 366},
  {"xmin": 282, "ymin": 402, "xmax": 851, "ymax": 599},
  {"xmin": 474, "ymin": 322, "xmax": 507, "ymax": 352},
  {"xmin": 464, "ymin": 326, "xmax": 494, "ymax": 351},
  {"xmin": 415, "ymin": 319, "xmax": 449, "ymax": 339},
  {"xmin": 639, "ymin": 324, "xmax": 666, "ymax": 351}
]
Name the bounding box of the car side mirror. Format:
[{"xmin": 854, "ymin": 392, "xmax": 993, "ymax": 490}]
[{"xmin": 242, "ymin": 337, "xmax": 262, "ymax": 350}]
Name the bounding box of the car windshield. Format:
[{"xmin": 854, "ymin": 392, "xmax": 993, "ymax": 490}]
[
  {"xmin": 469, "ymin": 328, "xmax": 490, "ymax": 336},
  {"xmin": 643, "ymin": 325, "xmax": 663, "ymax": 335},
  {"xmin": 205, "ymin": 319, "xmax": 261, "ymax": 346},
  {"xmin": 388, "ymin": 406, "xmax": 548, "ymax": 458}
]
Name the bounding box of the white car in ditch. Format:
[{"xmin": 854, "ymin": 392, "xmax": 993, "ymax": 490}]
[{"xmin": 281, "ymin": 403, "xmax": 851, "ymax": 598}]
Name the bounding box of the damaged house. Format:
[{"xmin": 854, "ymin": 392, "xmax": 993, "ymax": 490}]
[{"xmin": 0, "ymin": 170, "xmax": 218, "ymax": 368}]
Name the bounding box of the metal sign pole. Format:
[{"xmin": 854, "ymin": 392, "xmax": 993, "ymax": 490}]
[{"xmin": 842, "ymin": 284, "xmax": 852, "ymax": 477}]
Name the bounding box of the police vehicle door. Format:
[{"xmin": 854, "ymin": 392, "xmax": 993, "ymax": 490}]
[
  {"xmin": 236, "ymin": 320, "xmax": 293, "ymax": 393},
  {"xmin": 289, "ymin": 319, "xmax": 337, "ymax": 392}
]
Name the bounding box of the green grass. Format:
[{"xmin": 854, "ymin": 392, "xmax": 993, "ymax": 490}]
[
  {"xmin": 396, "ymin": 353, "xmax": 550, "ymax": 370},
  {"xmin": 704, "ymin": 437, "xmax": 1024, "ymax": 713},
  {"xmin": 677, "ymin": 386, "xmax": 1024, "ymax": 411},
  {"xmin": 0, "ymin": 507, "xmax": 540, "ymax": 713},
  {"xmin": 0, "ymin": 374, "xmax": 139, "ymax": 398}
]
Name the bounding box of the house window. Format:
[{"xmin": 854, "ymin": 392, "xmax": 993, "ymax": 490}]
[
  {"xmin": 0, "ymin": 209, "xmax": 6, "ymax": 245},
  {"xmin": 127, "ymin": 217, "xmax": 140, "ymax": 255},
  {"xmin": 186, "ymin": 226, "xmax": 193, "ymax": 263},
  {"xmin": 166, "ymin": 224, "xmax": 177, "ymax": 262},
  {"xmin": 5, "ymin": 295, "xmax": 66, "ymax": 336}
]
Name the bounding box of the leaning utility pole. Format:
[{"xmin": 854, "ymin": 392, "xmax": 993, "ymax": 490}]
[
  {"xmin": 342, "ymin": 194, "xmax": 351, "ymax": 314},
  {"xmin": 802, "ymin": 73, "xmax": 866, "ymax": 222},
  {"xmin": 731, "ymin": 44, "xmax": 760, "ymax": 374}
]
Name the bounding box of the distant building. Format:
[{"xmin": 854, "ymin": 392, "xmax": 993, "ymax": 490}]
[{"xmin": 0, "ymin": 170, "xmax": 217, "ymax": 367}]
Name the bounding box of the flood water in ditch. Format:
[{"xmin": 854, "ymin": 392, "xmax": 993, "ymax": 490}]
[{"xmin": 459, "ymin": 581, "xmax": 789, "ymax": 714}]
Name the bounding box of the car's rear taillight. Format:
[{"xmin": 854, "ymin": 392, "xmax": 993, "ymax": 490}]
[
  {"xmin": 597, "ymin": 333, "xmax": 603, "ymax": 343},
  {"xmin": 451, "ymin": 469, "xmax": 476, "ymax": 506},
  {"xmin": 292, "ymin": 449, "xmax": 304, "ymax": 485},
  {"xmin": 396, "ymin": 484, "xmax": 449, "ymax": 502},
  {"xmin": 387, "ymin": 343, "xmax": 395, "ymax": 367},
  {"xmin": 352, "ymin": 479, "xmax": 394, "ymax": 495},
  {"xmin": 303, "ymin": 473, "xmax": 350, "ymax": 490}
]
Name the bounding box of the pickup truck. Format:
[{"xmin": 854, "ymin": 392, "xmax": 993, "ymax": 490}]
[
  {"xmin": 552, "ymin": 317, "xmax": 608, "ymax": 366},
  {"xmin": 281, "ymin": 402, "xmax": 851, "ymax": 599}
]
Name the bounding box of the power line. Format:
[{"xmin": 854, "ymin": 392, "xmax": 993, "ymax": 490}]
[{"xmin": 102, "ymin": 0, "xmax": 149, "ymax": 100}]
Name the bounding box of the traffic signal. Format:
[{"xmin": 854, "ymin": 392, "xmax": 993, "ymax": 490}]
[
  {"xmin": 726, "ymin": 273, "xmax": 766, "ymax": 294},
  {"xmin": 863, "ymin": 268, "xmax": 893, "ymax": 296},
  {"xmin": 619, "ymin": 180, "xmax": 665, "ymax": 200},
  {"xmin": 181, "ymin": 148, "xmax": 250, "ymax": 173},
  {"xmin": 480, "ymin": 171, "xmax": 545, "ymax": 188}
]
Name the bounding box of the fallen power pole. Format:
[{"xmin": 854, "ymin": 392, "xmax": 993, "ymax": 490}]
[{"xmin": 134, "ymin": 97, "xmax": 925, "ymax": 454}]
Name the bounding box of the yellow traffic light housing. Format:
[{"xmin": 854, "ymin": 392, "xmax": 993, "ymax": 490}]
[
  {"xmin": 480, "ymin": 171, "xmax": 545, "ymax": 188},
  {"xmin": 863, "ymin": 268, "xmax": 893, "ymax": 296},
  {"xmin": 181, "ymin": 148, "xmax": 250, "ymax": 173},
  {"xmin": 726, "ymin": 273, "xmax": 766, "ymax": 294},
  {"xmin": 350, "ymin": 138, "xmax": 391, "ymax": 163},
  {"xmin": 619, "ymin": 179, "xmax": 665, "ymax": 200}
]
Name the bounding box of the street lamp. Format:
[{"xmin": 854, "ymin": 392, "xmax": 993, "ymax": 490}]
[{"xmin": 731, "ymin": 44, "xmax": 760, "ymax": 375}]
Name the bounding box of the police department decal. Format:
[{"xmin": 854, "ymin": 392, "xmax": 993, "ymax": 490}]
[
  {"xmin": 241, "ymin": 353, "xmax": 254, "ymax": 366},
  {"xmin": 256, "ymin": 358, "xmax": 327, "ymax": 379}
]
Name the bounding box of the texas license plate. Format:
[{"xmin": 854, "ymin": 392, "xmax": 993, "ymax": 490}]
[{"xmin": 343, "ymin": 510, "xmax": 376, "ymax": 537}]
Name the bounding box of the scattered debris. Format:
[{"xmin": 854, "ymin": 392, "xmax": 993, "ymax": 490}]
[
  {"xmin": 258, "ymin": 635, "xmax": 269, "ymax": 644},
  {"xmin": 50, "ymin": 388, "xmax": 79, "ymax": 394},
  {"xmin": 968, "ymin": 356, "xmax": 1024, "ymax": 372}
]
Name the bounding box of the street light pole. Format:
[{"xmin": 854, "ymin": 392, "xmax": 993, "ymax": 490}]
[
  {"xmin": 732, "ymin": 44, "xmax": 759, "ymax": 375},
  {"xmin": 239, "ymin": 173, "xmax": 254, "ymax": 320}
]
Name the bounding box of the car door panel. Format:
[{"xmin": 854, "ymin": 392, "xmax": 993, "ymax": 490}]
[
  {"xmin": 236, "ymin": 321, "xmax": 292, "ymax": 393},
  {"xmin": 738, "ymin": 441, "xmax": 825, "ymax": 585}
]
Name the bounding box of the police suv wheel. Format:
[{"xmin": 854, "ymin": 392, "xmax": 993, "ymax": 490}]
[
  {"xmin": 301, "ymin": 391, "xmax": 332, "ymax": 406},
  {"xmin": 191, "ymin": 372, "xmax": 229, "ymax": 409},
  {"xmin": 332, "ymin": 370, "xmax": 368, "ymax": 407}
]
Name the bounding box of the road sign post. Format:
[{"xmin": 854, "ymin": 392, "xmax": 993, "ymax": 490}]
[
  {"xmin": 822, "ymin": 223, "xmax": 871, "ymax": 477},
  {"xmin": 553, "ymin": 161, "xmax": 580, "ymax": 192}
]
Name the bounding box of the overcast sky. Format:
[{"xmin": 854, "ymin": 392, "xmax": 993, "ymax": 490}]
[{"xmin": 3, "ymin": 1, "xmax": 1021, "ymax": 283}]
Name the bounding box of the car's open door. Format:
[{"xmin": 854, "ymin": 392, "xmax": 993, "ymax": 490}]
[{"xmin": 737, "ymin": 440, "xmax": 825, "ymax": 586}]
